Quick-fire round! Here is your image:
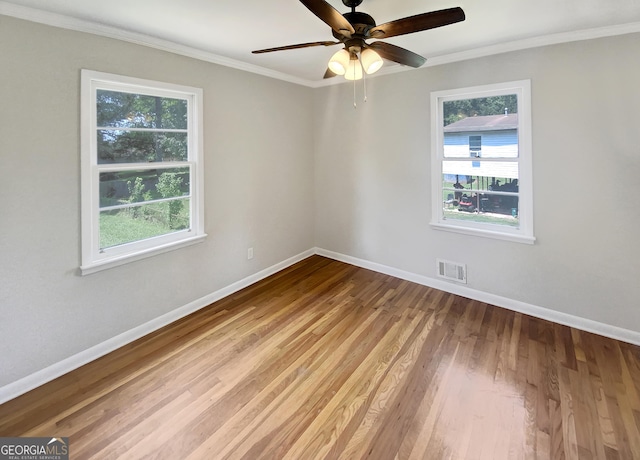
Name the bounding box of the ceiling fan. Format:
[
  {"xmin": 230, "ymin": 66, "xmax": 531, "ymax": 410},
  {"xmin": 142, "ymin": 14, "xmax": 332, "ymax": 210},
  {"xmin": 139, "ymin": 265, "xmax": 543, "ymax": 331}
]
[{"xmin": 252, "ymin": 0, "xmax": 465, "ymax": 80}]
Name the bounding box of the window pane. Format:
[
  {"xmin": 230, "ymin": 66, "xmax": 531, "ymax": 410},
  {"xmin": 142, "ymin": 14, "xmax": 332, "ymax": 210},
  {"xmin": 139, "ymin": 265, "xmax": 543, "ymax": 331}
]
[
  {"xmin": 97, "ymin": 90, "xmax": 187, "ymax": 129},
  {"xmin": 469, "ymin": 135, "xmax": 482, "ymax": 157},
  {"xmin": 443, "ymin": 95, "xmax": 518, "ymax": 159},
  {"xmin": 97, "ymin": 130, "xmax": 188, "ymax": 163},
  {"xmin": 442, "ymin": 194, "xmax": 519, "ymax": 227},
  {"xmin": 442, "ymin": 161, "xmax": 518, "ymax": 186},
  {"xmin": 100, "ymin": 168, "xmax": 190, "ymax": 208},
  {"xmin": 99, "ymin": 197, "xmax": 190, "ymax": 249},
  {"xmin": 442, "ymin": 170, "xmax": 519, "ymax": 227}
]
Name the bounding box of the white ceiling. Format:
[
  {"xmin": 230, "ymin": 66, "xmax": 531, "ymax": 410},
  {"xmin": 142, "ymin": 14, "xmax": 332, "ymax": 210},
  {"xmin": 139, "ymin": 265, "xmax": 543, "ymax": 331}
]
[{"xmin": 3, "ymin": 0, "xmax": 640, "ymax": 86}]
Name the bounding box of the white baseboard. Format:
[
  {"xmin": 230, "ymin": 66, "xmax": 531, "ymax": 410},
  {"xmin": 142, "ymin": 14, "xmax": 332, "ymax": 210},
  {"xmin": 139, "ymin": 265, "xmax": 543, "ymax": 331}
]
[
  {"xmin": 0, "ymin": 248, "xmax": 315, "ymax": 405},
  {"xmin": 3, "ymin": 246, "xmax": 638, "ymax": 405},
  {"xmin": 314, "ymin": 248, "xmax": 640, "ymax": 347}
]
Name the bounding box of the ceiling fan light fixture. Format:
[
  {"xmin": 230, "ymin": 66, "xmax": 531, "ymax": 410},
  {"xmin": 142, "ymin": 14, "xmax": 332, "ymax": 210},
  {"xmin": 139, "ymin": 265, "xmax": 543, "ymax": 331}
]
[
  {"xmin": 360, "ymin": 48, "xmax": 383, "ymax": 74},
  {"xmin": 252, "ymin": 1, "xmax": 465, "ymax": 83},
  {"xmin": 328, "ymin": 49, "xmax": 350, "ymax": 75},
  {"xmin": 344, "ymin": 57, "xmax": 363, "ymax": 81}
]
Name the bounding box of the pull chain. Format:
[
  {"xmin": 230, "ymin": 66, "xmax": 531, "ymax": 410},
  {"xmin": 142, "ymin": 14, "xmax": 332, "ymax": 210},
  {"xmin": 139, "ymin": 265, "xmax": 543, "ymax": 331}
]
[
  {"xmin": 363, "ymin": 67, "xmax": 367, "ymax": 103},
  {"xmin": 353, "ymin": 74, "xmax": 357, "ymax": 109},
  {"xmin": 353, "ymin": 54, "xmax": 358, "ymax": 108},
  {"xmin": 353, "ymin": 54, "xmax": 368, "ymax": 109}
]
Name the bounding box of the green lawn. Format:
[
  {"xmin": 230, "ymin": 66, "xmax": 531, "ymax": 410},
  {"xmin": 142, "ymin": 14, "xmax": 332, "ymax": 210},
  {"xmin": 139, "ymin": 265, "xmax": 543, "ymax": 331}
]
[
  {"xmin": 100, "ymin": 201, "xmax": 189, "ymax": 248},
  {"xmin": 100, "ymin": 214, "xmax": 173, "ymax": 248},
  {"xmin": 443, "ymin": 209, "xmax": 519, "ymax": 227}
]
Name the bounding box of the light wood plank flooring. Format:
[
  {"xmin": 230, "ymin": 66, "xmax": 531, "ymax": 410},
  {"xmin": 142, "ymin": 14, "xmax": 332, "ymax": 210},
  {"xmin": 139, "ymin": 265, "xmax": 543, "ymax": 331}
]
[{"xmin": 1, "ymin": 255, "xmax": 640, "ymax": 459}]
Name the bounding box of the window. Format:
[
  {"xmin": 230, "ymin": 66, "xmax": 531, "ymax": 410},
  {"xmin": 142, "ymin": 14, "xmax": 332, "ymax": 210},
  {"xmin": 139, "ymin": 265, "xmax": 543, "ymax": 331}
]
[
  {"xmin": 431, "ymin": 80, "xmax": 534, "ymax": 244},
  {"xmin": 469, "ymin": 135, "xmax": 482, "ymax": 157},
  {"xmin": 81, "ymin": 70, "xmax": 205, "ymax": 274}
]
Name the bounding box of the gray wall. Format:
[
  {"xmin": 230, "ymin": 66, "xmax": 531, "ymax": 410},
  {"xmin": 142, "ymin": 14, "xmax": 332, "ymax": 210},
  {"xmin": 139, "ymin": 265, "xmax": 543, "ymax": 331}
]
[
  {"xmin": 314, "ymin": 33, "xmax": 640, "ymax": 332},
  {"xmin": 0, "ymin": 15, "xmax": 315, "ymax": 387}
]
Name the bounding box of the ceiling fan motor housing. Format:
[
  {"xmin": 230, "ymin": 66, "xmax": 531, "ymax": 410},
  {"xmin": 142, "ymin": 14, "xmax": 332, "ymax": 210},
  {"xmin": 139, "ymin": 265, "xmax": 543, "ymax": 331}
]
[
  {"xmin": 342, "ymin": 0, "xmax": 364, "ymax": 8},
  {"xmin": 332, "ymin": 11, "xmax": 377, "ymax": 41}
]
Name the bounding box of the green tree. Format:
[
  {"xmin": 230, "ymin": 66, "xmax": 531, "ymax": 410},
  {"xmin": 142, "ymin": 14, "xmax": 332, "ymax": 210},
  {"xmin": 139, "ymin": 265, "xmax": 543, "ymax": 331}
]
[
  {"xmin": 97, "ymin": 90, "xmax": 188, "ymax": 163},
  {"xmin": 156, "ymin": 172, "xmax": 185, "ymax": 229},
  {"xmin": 126, "ymin": 177, "xmax": 151, "ymax": 218},
  {"xmin": 443, "ymin": 95, "xmax": 518, "ymax": 126}
]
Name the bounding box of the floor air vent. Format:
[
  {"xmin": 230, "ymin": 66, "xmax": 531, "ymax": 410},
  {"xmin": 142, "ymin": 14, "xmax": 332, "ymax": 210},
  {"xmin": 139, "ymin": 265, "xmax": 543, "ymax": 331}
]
[{"xmin": 436, "ymin": 259, "xmax": 467, "ymax": 284}]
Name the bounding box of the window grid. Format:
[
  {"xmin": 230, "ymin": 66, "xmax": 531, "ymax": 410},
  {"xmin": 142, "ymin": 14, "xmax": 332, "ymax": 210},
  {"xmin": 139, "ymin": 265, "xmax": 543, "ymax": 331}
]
[
  {"xmin": 81, "ymin": 70, "xmax": 206, "ymax": 274},
  {"xmin": 430, "ymin": 80, "xmax": 534, "ymax": 244}
]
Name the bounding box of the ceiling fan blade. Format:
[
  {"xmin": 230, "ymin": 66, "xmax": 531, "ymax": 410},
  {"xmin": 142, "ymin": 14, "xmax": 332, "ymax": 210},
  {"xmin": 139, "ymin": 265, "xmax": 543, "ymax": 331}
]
[
  {"xmin": 323, "ymin": 68, "xmax": 337, "ymax": 79},
  {"xmin": 369, "ymin": 7, "xmax": 465, "ymax": 39},
  {"xmin": 368, "ymin": 41, "xmax": 426, "ymax": 68},
  {"xmin": 252, "ymin": 41, "xmax": 341, "ymax": 54},
  {"xmin": 299, "ymin": 0, "xmax": 355, "ymax": 37}
]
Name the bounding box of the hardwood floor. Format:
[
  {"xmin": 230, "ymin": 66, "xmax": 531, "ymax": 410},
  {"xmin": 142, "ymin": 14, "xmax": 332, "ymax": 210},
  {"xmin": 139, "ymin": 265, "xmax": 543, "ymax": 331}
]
[{"xmin": 1, "ymin": 255, "xmax": 640, "ymax": 459}]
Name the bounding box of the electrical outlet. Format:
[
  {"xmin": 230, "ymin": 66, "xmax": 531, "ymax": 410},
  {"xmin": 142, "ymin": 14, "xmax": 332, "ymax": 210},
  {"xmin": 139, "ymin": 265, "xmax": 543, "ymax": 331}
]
[{"xmin": 247, "ymin": 247, "xmax": 254, "ymax": 260}]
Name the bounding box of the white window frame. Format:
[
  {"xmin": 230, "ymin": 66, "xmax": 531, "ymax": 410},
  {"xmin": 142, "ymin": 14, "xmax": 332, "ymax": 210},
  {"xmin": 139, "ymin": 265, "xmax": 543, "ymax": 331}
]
[
  {"xmin": 430, "ymin": 80, "xmax": 535, "ymax": 244},
  {"xmin": 80, "ymin": 70, "xmax": 206, "ymax": 275}
]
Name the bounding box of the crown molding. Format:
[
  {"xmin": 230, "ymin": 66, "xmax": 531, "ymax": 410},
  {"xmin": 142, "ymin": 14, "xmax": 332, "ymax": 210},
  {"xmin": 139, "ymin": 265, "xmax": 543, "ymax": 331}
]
[
  {"xmin": 422, "ymin": 21, "xmax": 640, "ymax": 69},
  {"xmin": 2, "ymin": 1, "xmax": 640, "ymax": 88},
  {"xmin": 0, "ymin": 1, "xmax": 313, "ymax": 87}
]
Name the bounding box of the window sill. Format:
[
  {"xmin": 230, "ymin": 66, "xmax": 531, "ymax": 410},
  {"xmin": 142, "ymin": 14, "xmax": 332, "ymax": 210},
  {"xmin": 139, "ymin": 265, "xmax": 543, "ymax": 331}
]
[
  {"xmin": 80, "ymin": 233, "xmax": 207, "ymax": 275},
  {"xmin": 430, "ymin": 222, "xmax": 535, "ymax": 245}
]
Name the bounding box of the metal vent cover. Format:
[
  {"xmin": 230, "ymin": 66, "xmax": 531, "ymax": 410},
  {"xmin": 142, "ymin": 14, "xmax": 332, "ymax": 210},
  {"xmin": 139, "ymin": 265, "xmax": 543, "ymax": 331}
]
[{"xmin": 436, "ymin": 259, "xmax": 467, "ymax": 284}]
